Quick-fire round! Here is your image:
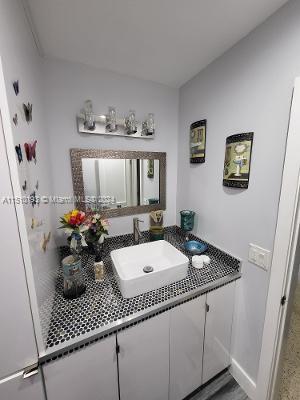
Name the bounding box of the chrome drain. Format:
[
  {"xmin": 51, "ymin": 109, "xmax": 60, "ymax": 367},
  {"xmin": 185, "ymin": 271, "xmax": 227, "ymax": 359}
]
[{"xmin": 143, "ymin": 265, "xmax": 154, "ymax": 273}]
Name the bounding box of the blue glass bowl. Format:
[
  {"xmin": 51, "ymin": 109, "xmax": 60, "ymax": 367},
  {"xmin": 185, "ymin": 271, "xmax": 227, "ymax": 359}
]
[{"xmin": 183, "ymin": 240, "xmax": 208, "ymax": 255}]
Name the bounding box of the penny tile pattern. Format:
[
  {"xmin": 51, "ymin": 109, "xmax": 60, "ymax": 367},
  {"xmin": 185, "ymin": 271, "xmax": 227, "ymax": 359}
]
[{"xmin": 41, "ymin": 226, "xmax": 240, "ymax": 350}]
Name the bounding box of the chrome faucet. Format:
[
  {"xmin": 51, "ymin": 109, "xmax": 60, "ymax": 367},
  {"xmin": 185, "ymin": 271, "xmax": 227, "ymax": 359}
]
[{"xmin": 133, "ymin": 217, "xmax": 144, "ymax": 244}]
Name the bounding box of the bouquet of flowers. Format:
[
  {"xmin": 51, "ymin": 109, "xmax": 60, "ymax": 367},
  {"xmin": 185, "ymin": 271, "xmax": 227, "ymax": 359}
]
[
  {"xmin": 84, "ymin": 213, "xmax": 109, "ymax": 244},
  {"xmin": 59, "ymin": 209, "xmax": 88, "ymax": 253}
]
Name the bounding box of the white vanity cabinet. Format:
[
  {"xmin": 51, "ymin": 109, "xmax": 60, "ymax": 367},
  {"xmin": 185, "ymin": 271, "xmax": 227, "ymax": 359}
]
[
  {"xmin": 169, "ymin": 295, "xmax": 206, "ymax": 400},
  {"xmin": 42, "ymin": 335, "xmax": 119, "ymax": 400},
  {"xmin": 202, "ymin": 282, "xmax": 236, "ymax": 384},
  {"xmin": 41, "ymin": 281, "xmax": 236, "ymax": 400},
  {"xmin": 117, "ymin": 312, "xmax": 170, "ymax": 400},
  {"xmin": 169, "ymin": 281, "xmax": 236, "ymax": 398}
]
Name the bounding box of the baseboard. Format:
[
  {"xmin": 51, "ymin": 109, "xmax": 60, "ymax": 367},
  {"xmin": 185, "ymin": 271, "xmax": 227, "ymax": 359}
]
[{"xmin": 230, "ymin": 358, "xmax": 257, "ymax": 400}]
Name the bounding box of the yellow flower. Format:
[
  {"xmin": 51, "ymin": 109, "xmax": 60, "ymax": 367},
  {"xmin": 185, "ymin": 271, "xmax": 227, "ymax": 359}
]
[
  {"xmin": 63, "ymin": 212, "xmax": 71, "ymax": 223},
  {"xmin": 71, "ymin": 209, "xmax": 79, "ymax": 217}
]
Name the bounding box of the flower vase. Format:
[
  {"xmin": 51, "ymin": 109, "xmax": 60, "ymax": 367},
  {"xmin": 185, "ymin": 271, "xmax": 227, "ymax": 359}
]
[{"xmin": 70, "ymin": 233, "xmax": 83, "ymax": 255}]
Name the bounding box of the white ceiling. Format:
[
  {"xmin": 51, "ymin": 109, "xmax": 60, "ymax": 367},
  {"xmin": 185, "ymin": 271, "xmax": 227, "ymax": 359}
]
[{"xmin": 26, "ymin": 0, "xmax": 288, "ymax": 87}]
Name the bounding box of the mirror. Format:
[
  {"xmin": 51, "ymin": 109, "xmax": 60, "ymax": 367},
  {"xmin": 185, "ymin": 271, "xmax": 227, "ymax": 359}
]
[
  {"xmin": 81, "ymin": 158, "xmax": 160, "ymax": 208},
  {"xmin": 70, "ymin": 149, "xmax": 166, "ymax": 217}
]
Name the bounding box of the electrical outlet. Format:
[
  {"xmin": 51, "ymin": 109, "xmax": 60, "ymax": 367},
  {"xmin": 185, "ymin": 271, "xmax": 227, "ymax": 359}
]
[{"xmin": 248, "ymin": 244, "xmax": 271, "ymax": 271}]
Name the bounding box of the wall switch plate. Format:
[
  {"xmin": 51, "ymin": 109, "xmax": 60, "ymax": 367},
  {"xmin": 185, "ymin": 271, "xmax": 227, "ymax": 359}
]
[{"xmin": 248, "ymin": 244, "xmax": 271, "ymax": 271}]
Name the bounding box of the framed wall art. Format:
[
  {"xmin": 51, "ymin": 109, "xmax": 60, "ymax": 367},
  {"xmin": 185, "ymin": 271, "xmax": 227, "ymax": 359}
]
[
  {"xmin": 190, "ymin": 119, "xmax": 206, "ymax": 163},
  {"xmin": 223, "ymin": 132, "xmax": 254, "ymax": 189}
]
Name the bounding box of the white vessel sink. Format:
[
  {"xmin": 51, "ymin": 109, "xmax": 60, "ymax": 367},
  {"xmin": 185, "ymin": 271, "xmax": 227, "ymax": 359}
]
[{"xmin": 111, "ymin": 240, "xmax": 189, "ymax": 298}]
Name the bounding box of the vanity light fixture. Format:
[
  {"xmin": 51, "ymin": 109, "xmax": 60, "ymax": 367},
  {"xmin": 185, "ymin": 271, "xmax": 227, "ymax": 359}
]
[{"xmin": 77, "ymin": 103, "xmax": 155, "ymax": 139}]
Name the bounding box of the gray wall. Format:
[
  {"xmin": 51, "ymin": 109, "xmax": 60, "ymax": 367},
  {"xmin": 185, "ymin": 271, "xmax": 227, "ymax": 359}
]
[
  {"xmin": 43, "ymin": 58, "xmax": 179, "ymax": 240},
  {"xmin": 177, "ymin": 0, "xmax": 300, "ymax": 382}
]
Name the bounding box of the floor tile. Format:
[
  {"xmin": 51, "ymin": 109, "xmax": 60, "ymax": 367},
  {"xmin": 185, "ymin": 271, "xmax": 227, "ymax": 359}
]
[{"xmin": 187, "ymin": 371, "xmax": 248, "ymax": 400}]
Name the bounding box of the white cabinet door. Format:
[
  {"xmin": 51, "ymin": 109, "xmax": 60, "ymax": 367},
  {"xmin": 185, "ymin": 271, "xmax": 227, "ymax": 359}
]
[
  {"xmin": 0, "ymin": 111, "xmax": 38, "ymax": 378},
  {"xmin": 202, "ymin": 282, "xmax": 236, "ymax": 384},
  {"xmin": 118, "ymin": 312, "xmax": 170, "ymax": 400},
  {"xmin": 43, "ymin": 335, "xmax": 119, "ymax": 400},
  {"xmin": 170, "ymin": 295, "xmax": 206, "ymax": 400},
  {"xmin": 0, "ymin": 370, "xmax": 45, "ymax": 400}
]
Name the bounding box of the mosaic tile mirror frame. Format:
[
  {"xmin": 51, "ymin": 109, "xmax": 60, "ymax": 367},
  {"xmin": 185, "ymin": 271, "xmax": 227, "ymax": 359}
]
[{"xmin": 70, "ymin": 148, "xmax": 166, "ymax": 218}]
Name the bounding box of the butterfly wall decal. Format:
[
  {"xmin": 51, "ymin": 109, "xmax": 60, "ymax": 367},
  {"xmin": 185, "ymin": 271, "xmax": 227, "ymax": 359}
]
[
  {"xmin": 22, "ymin": 180, "xmax": 27, "ymax": 191},
  {"xmin": 13, "ymin": 80, "xmax": 19, "ymax": 96},
  {"xmin": 23, "ymin": 103, "xmax": 32, "ymax": 123},
  {"xmin": 13, "ymin": 113, "xmax": 18, "ymax": 126},
  {"xmin": 24, "ymin": 140, "xmax": 37, "ymax": 163},
  {"xmin": 15, "ymin": 144, "xmax": 23, "ymax": 164},
  {"xmin": 42, "ymin": 232, "xmax": 51, "ymax": 252},
  {"xmin": 31, "ymin": 218, "xmax": 43, "ymax": 230}
]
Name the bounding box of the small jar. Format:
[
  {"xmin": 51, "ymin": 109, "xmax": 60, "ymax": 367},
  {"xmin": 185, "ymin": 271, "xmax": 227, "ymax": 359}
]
[{"xmin": 94, "ymin": 261, "xmax": 105, "ymax": 282}]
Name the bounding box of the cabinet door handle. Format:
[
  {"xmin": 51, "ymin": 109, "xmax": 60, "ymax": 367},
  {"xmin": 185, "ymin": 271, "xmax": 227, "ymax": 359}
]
[
  {"xmin": 206, "ymin": 303, "xmax": 210, "ymax": 312},
  {"xmin": 23, "ymin": 363, "xmax": 39, "ymax": 379}
]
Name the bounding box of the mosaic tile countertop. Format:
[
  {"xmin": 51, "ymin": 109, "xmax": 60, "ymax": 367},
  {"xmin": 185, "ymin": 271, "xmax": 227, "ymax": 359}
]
[{"xmin": 41, "ymin": 226, "xmax": 241, "ymax": 361}]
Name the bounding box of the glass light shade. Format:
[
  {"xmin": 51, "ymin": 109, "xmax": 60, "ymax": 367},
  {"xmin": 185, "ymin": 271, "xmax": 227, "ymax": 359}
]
[
  {"xmin": 83, "ymin": 99, "xmax": 95, "ymax": 131},
  {"xmin": 106, "ymin": 106, "xmax": 117, "ymax": 132},
  {"xmin": 126, "ymin": 110, "xmax": 137, "ymax": 134},
  {"xmin": 146, "ymin": 113, "xmax": 155, "ymax": 135},
  {"xmin": 128, "ymin": 110, "xmax": 136, "ymax": 130}
]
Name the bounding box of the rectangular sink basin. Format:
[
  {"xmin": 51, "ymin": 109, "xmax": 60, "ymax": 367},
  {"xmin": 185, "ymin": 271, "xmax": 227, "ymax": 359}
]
[{"xmin": 111, "ymin": 240, "xmax": 189, "ymax": 298}]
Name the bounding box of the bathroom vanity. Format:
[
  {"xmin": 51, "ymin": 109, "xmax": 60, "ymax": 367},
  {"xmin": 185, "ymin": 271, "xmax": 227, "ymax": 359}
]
[
  {"xmin": 40, "ymin": 227, "xmax": 240, "ymax": 400},
  {"xmin": 0, "ymin": 136, "xmax": 241, "ymax": 400}
]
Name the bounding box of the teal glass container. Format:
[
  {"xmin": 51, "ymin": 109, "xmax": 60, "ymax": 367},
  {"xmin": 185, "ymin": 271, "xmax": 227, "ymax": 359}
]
[{"xmin": 180, "ymin": 210, "xmax": 195, "ymax": 232}]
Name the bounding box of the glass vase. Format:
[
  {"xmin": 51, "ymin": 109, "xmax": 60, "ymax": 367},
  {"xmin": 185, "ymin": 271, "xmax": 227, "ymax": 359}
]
[{"xmin": 180, "ymin": 210, "xmax": 195, "ymax": 232}]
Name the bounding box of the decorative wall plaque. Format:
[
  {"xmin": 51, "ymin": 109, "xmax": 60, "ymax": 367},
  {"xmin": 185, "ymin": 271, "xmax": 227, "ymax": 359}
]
[
  {"xmin": 190, "ymin": 119, "xmax": 206, "ymax": 163},
  {"xmin": 223, "ymin": 132, "xmax": 254, "ymax": 189}
]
